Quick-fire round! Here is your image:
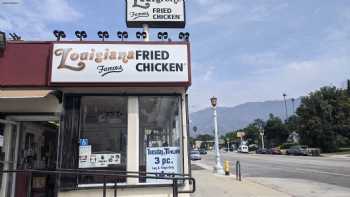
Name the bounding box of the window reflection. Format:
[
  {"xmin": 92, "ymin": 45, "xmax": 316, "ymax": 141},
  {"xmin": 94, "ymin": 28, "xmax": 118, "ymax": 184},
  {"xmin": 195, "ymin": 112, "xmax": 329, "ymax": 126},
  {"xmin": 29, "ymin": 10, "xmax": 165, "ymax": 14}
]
[
  {"xmin": 139, "ymin": 96, "xmax": 182, "ymax": 182},
  {"xmin": 79, "ymin": 96, "xmax": 127, "ymax": 184}
]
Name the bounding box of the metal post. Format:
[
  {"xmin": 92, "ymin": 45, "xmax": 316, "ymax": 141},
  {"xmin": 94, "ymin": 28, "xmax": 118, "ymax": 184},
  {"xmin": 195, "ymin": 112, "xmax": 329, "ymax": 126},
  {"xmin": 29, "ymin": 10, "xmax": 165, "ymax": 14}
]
[
  {"xmin": 173, "ymin": 179, "xmax": 178, "ymax": 197},
  {"xmin": 236, "ymin": 161, "xmax": 241, "ymax": 181},
  {"xmin": 26, "ymin": 171, "xmax": 33, "ymax": 197},
  {"xmin": 213, "ymin": 107, "xmax": 224, "ymax": 174},
  {"xmin": 103, "ymin": 176, "xmax": 106, "ymax": 197},
  {"xmin": 114, "ymin": 179, "xmax": 117, "ymax": 197}
]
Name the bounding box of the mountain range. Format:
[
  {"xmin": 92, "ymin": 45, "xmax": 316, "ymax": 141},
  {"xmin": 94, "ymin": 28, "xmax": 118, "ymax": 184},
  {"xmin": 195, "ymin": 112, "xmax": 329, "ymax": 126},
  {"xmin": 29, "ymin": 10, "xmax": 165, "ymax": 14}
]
[{"xmin": 189, "ymin": 98, "xmax": 301, "ymax": 136}]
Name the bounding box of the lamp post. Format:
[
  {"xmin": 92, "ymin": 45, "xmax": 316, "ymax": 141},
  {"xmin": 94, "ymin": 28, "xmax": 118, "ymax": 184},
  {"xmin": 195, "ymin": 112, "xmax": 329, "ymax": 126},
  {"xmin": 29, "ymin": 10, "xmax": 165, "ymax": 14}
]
[
  {"xmin": 259, "ymin": 126, "xmax": 265, "ymax": 149},
  {"xmin": 210, "ymin": 97, "xmax": 224, "ymax": 175},
  {"xmin": 226, "ymin": 138, "xmax": 230, "ymax": 152}
]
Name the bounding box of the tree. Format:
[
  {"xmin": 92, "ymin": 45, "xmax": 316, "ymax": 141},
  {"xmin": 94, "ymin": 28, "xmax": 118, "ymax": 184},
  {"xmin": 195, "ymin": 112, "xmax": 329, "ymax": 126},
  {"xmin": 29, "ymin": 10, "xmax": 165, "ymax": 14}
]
[
  {"xmin": 196, "ymin": 134, "xmax": 214, "ymax": 141},
  {"xmin": 243, "ymin": 119, "xmax": 265, "ymax": 146},
  {"xmin": 297, "ymin": 86, "xmax": 350, "ymax": 152},
  {"xmin": 264, "ymin": 114, "xmax": 290, "ymax": 148}
]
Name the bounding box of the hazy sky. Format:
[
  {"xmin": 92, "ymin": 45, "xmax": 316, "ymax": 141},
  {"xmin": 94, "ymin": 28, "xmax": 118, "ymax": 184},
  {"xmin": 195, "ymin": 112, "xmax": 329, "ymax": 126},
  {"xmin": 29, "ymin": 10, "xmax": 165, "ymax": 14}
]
[{"xmin": 1, "ymin": 0, "xmax": 350, "ymax": 111}]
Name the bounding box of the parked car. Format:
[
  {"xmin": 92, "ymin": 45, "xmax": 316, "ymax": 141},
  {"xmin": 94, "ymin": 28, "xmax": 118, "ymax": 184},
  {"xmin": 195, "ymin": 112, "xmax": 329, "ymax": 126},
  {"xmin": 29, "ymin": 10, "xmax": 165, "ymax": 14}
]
[
  {"xmin": 238, "ymin": 145, "xmax": 249, "ymax": 153},
  {"xmin": 198, "ymin": 148, "xmax": 207, "ymax": 155},
  {"xmin": 249, "ymin": 144, "xmax": 259, "ymax": 152},
  {"xmin": 286, "ymin": 145, "xmax": 308, "ymax": 156},
  {"xmin": 269, "ymin": 148, "xmax": 282, "ymax": 155},
  {"xmin": 190, "ymin": 150, "xmax": 201, "ymax": 160},
  {"xmin": 256, "ymin": 148, "xmax": 268, "ymax": 154}
]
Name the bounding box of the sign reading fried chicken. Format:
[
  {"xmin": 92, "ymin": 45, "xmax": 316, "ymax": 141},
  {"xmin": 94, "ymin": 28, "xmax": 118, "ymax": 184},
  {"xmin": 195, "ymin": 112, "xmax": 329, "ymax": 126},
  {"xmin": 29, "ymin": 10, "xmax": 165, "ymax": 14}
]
[
  {"xmin": 126, "ymin": 0, "xmax": 185, "ymax": 28},
  {"xmin": 50, "ymin": 43, "xmax": 190, "ymax": 84}
]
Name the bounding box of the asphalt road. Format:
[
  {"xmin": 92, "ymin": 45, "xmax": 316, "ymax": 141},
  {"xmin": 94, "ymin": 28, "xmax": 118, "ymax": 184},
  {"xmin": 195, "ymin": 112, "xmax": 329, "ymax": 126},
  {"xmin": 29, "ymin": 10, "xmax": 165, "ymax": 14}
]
[{"xmin": 199, "ymin": 151, "xmax": 350, "ymax": 188}]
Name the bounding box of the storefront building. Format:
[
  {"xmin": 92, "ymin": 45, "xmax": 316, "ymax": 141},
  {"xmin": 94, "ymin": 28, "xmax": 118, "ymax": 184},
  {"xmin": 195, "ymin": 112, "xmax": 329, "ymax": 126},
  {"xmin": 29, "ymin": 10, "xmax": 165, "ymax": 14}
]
[{"xmin": 0, "ymin": 40, "xmax": 193, "ymax": 197}]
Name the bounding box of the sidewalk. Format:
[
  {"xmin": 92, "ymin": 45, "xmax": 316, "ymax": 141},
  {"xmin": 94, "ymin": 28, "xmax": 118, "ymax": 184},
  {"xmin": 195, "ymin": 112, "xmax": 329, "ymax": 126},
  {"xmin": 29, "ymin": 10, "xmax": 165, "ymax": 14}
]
[
  {"xmin": 323, "ymin": 154, "xmax": 350, "ymax": 159},
  {"xmin": 191, "ymin": 163, "xmax": 291, "ymax": 197}
]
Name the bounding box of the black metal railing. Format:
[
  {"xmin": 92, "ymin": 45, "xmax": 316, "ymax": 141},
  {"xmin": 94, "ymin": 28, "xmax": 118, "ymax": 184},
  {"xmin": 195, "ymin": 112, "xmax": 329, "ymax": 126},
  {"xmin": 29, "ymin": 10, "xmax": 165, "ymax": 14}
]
[{"xmin": 0, "ymin": 169, "xmax": 196, "ymax": 197}]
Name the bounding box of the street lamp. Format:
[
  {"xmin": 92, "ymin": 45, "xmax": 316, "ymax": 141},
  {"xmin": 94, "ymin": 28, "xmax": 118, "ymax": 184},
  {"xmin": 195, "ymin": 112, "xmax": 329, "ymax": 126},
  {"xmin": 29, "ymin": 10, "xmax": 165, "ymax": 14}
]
[
  {"xmin": 157, "ymin": 32, "xmax": 169, "ymax": 41},
  {"xmin": 97, "ymin": 31, "xmax": 109, "ymax": 41},
  {"xmin": 179, "ymin": 32, "xmax": 190, "ymax": 42},
  {"xmin": 210, "ymin": 97, "xmax": 224, "ymax": 175},
  {"xmin": 226, "ymin": 138, "xmax": 230, "ymax": 152},
  {"xmin": 259, "ymin": 126, "xmax": 265, "ymax": 149},
  {"xmin": 53, "ymin": 30, "xmax": 66, "ymax": 41},
  {"xmin": 75, "ymin": 31, "xmax": 87, "ymax": 41},
  {"xmin": 117, "ymin": 31, "xmax": 128, "ymax": 41}
]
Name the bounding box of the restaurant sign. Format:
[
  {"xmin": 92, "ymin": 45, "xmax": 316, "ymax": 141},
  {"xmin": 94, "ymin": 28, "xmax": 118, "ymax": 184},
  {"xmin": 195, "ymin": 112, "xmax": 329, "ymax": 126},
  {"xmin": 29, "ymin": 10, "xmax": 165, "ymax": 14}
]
[
  {"xmin": 126, "ymin": 0, "xmax": 185, "ymax": 28},
  {"xmin": 50, "ymin": 43, "xmax": 190, "ymax": 84}
]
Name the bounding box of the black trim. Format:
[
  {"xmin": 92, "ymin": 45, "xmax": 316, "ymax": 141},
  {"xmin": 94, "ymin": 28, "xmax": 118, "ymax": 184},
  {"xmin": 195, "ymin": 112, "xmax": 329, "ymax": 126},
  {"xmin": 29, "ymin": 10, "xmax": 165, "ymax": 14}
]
[
  {"xmin": 125, "ymin": 0, "xmax": 186, "ymax": 28},
  {"xmin": 0, "ymin": 112, "xmax": 59, "ymax": 116},
  {"xmin": 63, "ymin": 93, "xmax": 182, "ymax": 97}
]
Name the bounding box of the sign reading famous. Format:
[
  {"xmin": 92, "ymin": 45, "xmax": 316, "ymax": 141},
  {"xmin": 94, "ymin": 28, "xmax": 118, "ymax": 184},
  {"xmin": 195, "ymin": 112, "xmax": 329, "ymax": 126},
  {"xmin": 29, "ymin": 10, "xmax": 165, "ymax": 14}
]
[
  {"xmin": 126, "ymin": 0, "xmax": 185, "ymax": 28},
  {"xmin": 50, "ymin": 43, "xmax": 190, "ymax": 83}
]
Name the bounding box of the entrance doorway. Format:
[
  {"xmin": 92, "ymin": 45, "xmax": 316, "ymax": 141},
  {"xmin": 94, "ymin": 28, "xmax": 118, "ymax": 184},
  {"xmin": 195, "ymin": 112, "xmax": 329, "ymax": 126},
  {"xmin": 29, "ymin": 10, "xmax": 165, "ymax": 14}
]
[
  {"xmin": 15, "ymin": 121, "xmax": 59, "ymax": 197},
  {"xmin": 0, "ymin": 116, "xmax": 59, "ymax": 197}
]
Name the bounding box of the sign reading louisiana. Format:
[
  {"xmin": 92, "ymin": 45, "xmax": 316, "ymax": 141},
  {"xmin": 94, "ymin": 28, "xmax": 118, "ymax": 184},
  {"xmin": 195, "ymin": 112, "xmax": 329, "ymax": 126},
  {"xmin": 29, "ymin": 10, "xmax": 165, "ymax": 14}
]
[{"xmin": 50, "ymin": 43, "xmax": 190, "ymax": 83}]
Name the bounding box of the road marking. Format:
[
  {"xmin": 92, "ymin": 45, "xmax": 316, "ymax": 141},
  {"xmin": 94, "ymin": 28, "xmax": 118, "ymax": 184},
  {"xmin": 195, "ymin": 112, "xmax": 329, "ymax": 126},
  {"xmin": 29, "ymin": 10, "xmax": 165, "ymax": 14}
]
[{"xmin": 295, "ymin": 168, "xmax": 350, "ymax": 177}]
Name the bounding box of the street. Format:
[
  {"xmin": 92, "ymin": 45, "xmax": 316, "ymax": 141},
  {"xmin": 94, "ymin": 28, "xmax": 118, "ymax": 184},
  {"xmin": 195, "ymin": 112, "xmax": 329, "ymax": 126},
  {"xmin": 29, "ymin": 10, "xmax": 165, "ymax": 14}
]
[{"xmin": 193, "ymin": 151, "xmax": 350, "ymax": 196}]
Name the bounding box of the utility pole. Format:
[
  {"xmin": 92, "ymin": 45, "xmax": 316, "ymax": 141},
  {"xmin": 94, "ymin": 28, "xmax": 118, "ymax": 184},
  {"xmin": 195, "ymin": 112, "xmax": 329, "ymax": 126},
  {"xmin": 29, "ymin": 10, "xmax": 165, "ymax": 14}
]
[
  {"xmin": 291, "ymin": 98, "xmax": 295, "ymax": 114},
  {"xmin": 283, "ymin": 93, "xmax": 288, "ymax": 121}
]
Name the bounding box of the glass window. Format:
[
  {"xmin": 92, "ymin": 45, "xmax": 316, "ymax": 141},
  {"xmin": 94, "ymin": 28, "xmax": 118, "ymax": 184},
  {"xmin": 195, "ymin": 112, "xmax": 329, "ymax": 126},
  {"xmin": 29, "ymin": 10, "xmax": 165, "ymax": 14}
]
[
  {"xmin": 139, "ymin": 96, "xmax": 182, "ymax": 183},
  {"xmin": 79, "ymin": 96, "xmax": 127, "ymax": 183}
]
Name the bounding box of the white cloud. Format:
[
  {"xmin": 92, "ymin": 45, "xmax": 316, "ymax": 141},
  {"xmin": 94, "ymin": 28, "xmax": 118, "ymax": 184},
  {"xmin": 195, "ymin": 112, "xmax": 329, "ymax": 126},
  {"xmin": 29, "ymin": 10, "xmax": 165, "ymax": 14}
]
[
  {"xmin": 189, "ymin": 1, "xmax": 235, "ymax": 25},
  {"xmin": 35, "ymin": 0, "xmax": 81, "ymax": 22},
  {"xmin": 189, "ymin": 0, "xmax": 288, "ymax": 26},
  {"xmin": 0, "ymin": 0, "xmax": 82, "ymax": 39}
]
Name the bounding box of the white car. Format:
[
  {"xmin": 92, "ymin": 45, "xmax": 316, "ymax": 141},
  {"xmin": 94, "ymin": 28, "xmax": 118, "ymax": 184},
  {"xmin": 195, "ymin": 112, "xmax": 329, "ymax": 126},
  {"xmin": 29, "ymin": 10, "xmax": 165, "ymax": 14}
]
[
  {"xmin": 190, "ymin": 150, "xmax": 201, "ymax": 160},
  {"xmin": 238, "ymin": 145, "xmax": 249, "ymax": 153}
]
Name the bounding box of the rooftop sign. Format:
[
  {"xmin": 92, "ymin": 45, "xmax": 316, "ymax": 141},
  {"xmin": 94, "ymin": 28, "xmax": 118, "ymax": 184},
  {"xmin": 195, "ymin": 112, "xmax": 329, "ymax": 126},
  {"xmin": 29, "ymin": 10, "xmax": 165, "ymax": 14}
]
[
  {"xmin": 50, "ymin": 43, "xmax": 190, "ymax": 84},
  {"xmin": 126, "ymin": 0, "xmax": 186, "ymax": 28}
]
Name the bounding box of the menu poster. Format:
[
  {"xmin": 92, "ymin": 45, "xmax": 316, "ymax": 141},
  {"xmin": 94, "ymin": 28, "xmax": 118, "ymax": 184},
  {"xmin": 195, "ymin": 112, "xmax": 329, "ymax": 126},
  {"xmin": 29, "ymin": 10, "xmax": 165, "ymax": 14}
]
[{"xmin": 79, "ymin": 143, "xmax": 121, "ymax": 168}]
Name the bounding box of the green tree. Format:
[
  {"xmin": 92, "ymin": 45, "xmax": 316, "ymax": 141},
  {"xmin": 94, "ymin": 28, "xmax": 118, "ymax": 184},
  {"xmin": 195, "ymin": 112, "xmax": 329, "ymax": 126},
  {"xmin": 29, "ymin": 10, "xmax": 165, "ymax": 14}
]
[
  {"xmin": 243, "ymin": 119, "xmax": 265, "ymax": 146},
  {"xmin": 264, "ymin": 114, "xmax": 290, "ymax": 147},
  {"xmin": 297, "ymin": 86, "xmax": 350, "ymax": 152},
  {"xmin": 196, "ymin": 134, "xmax": 214, "ymax": 141}
]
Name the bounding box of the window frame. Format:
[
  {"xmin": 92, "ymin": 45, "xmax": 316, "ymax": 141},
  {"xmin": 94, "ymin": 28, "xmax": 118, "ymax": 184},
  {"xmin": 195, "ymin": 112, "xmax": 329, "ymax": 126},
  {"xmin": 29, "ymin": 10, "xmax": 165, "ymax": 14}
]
[
  {"xmin": 138, "ymin": 95, "xmax": 185, "ymax": 183},
  {"xmin": 61, "ymin": 93, "xmax": 185, "ymax": 188}
]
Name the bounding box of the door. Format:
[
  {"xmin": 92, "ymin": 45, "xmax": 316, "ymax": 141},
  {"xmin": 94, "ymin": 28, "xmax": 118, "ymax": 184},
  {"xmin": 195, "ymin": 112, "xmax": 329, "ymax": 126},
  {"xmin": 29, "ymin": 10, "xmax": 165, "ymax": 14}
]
[
  {"xmin": 0, "ymin": 119, "xmax": 19, "ymax": 197},
  {"xmin": 14, "ymin": 120, "xmax": 59, "ymax": 197}
]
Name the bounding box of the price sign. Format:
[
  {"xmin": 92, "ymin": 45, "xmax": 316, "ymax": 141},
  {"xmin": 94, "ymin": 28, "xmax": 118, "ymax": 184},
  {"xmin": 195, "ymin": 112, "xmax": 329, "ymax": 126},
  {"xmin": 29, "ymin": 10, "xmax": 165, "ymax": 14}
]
[{"xmin": 146, "ymin": 147, "xmax": 181, "ymax": 183}]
